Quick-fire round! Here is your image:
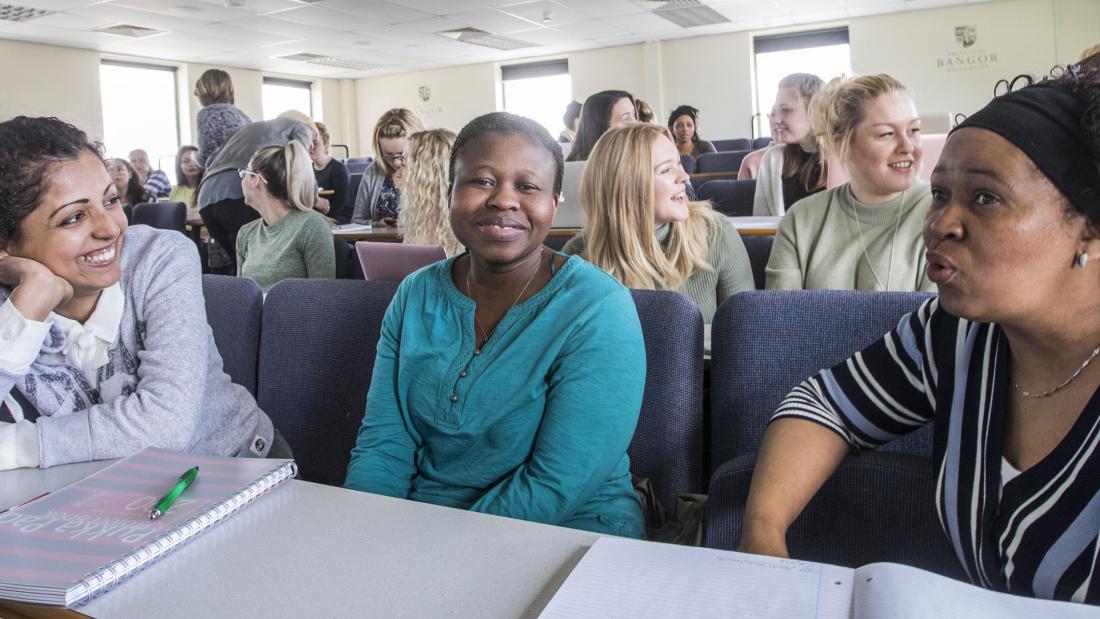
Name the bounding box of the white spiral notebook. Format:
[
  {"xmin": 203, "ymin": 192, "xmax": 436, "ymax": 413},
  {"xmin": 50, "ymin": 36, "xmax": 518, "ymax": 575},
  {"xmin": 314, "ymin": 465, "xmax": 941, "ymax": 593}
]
[{"xmin": 0, "ymin": 447, "xmax": 296, "ymax": 608}]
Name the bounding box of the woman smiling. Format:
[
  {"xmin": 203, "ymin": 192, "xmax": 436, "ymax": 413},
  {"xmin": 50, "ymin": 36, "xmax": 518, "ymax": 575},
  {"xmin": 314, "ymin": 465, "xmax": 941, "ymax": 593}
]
[
  {"xmin": 0, "ymin": 117, "xmax": 286, "ymax": 470},
  {"xmin": 765, "ymin": 74, "xmax": 935, "ymax": 292},
  {"xmin": 345, "ymin": 112, "xmax": 645, "ymax": 537}
]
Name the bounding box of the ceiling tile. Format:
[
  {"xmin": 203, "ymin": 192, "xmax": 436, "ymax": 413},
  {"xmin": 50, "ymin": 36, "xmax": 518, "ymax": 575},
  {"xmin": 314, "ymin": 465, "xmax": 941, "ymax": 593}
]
[
  {"xmin": 194, "ymin": 0, "xmax": 306, "ymax": 15},
  {"xmin": 550, "ymin": 0, "xmax": 644, "ymax": 19},
  {"xmin": 66, "ymin": 3, "xmax": 213, "ymax": 31},
  {"xmin": 448, "ymin": 7, "xmax": 542, "ymax": 34},
  {"xmin": 261, "ymin": 5, "xmax": 363, "ymax": 29},
  {"xmin": 110, "ymin": 0, "xmax": 250, "ymax": 21},
  {"xmin": 221, "ymin": 14, "xmax": 331, "ymax": 38},
  {"xmin": 177, "ymin": 22, "xmax": 301, "ymax": 46},
  {"xmin": 498, "ymin": 1, "xmax": 585, "ymax": 27},
  {"xmin": 612, "ymin": 12, "xmax": 685, "ymax": 36},
  {"xmin": 8, "ymin": 0, "xmax": 102, "ymax": 11},
  {"xmin": 315, "ymin": 0, "xmax": 434, "ymax": 24}
]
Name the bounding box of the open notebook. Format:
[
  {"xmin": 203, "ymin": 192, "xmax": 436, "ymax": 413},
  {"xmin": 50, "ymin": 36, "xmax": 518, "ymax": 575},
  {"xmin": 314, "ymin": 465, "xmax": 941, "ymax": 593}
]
[
  {"xmin": 540, "ymin": 537, "xmax": 1100, "ymax": 618},
  {"xmin": 0, "ymin": 447, "xmax": 296, "ymax": 608}
]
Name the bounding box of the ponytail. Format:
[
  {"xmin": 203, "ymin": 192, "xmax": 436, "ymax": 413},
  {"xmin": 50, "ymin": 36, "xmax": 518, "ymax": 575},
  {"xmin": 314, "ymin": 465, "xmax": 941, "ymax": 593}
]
[{"xmin": 249, "ymin": 140, "xmax": 317, "ymax": 212}]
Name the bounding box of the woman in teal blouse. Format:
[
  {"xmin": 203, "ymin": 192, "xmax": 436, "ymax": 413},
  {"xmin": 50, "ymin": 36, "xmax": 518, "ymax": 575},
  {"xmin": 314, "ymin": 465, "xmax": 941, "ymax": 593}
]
[{"xmin": 344, "ymin": 112, "xmax": 646, "ymax": 538}]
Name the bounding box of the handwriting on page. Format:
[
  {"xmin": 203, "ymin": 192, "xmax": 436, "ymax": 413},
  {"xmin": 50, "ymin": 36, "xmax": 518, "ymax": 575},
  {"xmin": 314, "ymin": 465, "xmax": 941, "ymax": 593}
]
[{"xmin": 540, "ymin": 538, "xmax": 854, "ymax": 619}]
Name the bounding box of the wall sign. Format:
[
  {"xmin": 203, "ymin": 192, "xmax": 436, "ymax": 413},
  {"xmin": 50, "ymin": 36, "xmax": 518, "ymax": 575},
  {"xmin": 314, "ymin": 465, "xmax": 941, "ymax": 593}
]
[{"xmin": 936, "ymin": 24, "xmax": 999, "ymax": 73}]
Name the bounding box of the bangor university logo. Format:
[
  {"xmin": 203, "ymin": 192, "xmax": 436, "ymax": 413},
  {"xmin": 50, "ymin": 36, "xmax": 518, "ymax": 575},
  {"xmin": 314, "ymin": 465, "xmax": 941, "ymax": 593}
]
[
  {"xmin": 955, "ymin": 25, "xmax": 976, "ymax": 48},
  {"xmin": 418, "ymin": 86, "xmax": 431, "ymax": 102}
]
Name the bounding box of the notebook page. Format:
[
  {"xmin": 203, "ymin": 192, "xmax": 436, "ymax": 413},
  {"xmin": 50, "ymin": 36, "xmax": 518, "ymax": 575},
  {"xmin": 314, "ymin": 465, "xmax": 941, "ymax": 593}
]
[
  {"xmin": 539, "ymin": 537, "xmax": 853, "ymax": 619},
  {"xmin": 853, "ymin": 562, "xmax": 1100, "ymax": 619}
]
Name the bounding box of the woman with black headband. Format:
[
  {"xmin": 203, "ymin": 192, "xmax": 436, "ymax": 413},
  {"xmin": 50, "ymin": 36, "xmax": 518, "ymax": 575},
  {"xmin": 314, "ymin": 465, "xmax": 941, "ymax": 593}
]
[{"xmin": 739, "ymin": 69, "xmax": 1100, "ymax": 604}]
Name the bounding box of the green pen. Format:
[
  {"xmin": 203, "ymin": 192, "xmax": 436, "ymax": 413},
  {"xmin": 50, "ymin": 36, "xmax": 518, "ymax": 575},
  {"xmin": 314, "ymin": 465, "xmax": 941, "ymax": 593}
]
[{"xmin": 149, "ymin": 466, "xmax": 199, "ymax": 520}]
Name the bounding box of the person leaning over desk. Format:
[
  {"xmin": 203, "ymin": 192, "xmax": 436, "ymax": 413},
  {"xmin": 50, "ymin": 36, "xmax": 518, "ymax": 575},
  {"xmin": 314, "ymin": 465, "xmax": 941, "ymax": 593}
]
[
  {"xmin": 740, "ymin": 69, "xmax": 1100, "ymax": 604},
  {"xmin": 0, "ymin": 116, "xmax": 290, "ymax": 471},
  {"xmin": 345, "ymin": 112, "xmax": 646, "ymax": 538}
]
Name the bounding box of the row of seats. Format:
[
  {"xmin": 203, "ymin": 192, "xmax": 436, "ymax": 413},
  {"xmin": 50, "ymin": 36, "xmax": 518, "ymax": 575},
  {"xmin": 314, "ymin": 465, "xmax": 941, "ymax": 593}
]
[
  {"xmin": 202, "ymin": 276, "xmax": 960, "ymax": 576},
  {"xmin": 712, "ymin": 137, "xmax": 773, "ymax": 153},
  {"xmin": 126, "ymin": 201, "xmax": 187, "ymax": 233}
]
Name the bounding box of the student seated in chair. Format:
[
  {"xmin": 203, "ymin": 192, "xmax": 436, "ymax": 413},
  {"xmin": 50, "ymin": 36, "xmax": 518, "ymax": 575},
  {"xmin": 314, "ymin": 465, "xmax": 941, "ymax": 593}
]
[
  {"xmin": 765, "ymin": 74, "xmax": 936, "ymax": 292},
  {"xmin": 0, "ymin": 116, "xmax": 290, "ymax": 470},
  {"xmin": 562, "ymin": 123, "xmax": 754, "ymax": 323},
  {"xmin": 740, "ymin": 70, "xmax": 1100, "ymax": 604},
  {"xmin": 345, "ymin": 112, "xmax": 646, "ymax": 538},
  {"xmin": 236, "ymin": 141, "xmax": 335, "ymax": 294},
  {"xmin": 750, "ymin": 73, "xmax": 826, "ymax": 216}
]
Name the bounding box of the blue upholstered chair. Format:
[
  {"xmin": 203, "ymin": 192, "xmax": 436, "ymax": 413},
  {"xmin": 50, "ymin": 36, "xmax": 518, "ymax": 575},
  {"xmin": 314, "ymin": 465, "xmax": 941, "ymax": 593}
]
[
  {"xmin": 752, "ymin": 136, "xmax": 773, "ymax": 150},
  {"xmin": 201, "ymin": 274, "xmax": 263, "ymax": 396},
  {"xmin": 258, "ymin": 279, "xmax": 399, "ymax": 486},
  {"xmin": 740, "ymin": 235, "xmax": 773, "ymax": 290},
  {"xmin": 132, "ymin": 201, "xmax": 186, "ymax": 234},
  {"xmin": 695, "ymin": 150, "xmax": 750, "ymax": 175},
  {"xmin": 679, "ymin": 154, "xmax": 696, "ymax": 174},
  {"xmin": 344, "ymin": 157, "xmax": 373, "ymax": 174},
  {"xmin": 712, "ymin": 138, "xmax": 752, "ymax": 152},
  {"xmin": 705, "ymin": 290, "xmax": 963, "ymax": 578},
  {"xmin": 696, "ymin": 179, "xmax": 756, "ymax": 217},
  {"xmin": 629, "ymin": 289, "xmax": 706, "ymax": 515},
  {"xmin": 710, "ymin": 290, "xmax": 934, "ymax": 468}
]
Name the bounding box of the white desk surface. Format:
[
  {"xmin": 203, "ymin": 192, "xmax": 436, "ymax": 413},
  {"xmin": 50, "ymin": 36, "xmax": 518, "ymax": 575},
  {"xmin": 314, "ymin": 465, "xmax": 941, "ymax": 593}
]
[{"xmin": 3, "ymin": 462, "xmax": 601, "ymax": 619}]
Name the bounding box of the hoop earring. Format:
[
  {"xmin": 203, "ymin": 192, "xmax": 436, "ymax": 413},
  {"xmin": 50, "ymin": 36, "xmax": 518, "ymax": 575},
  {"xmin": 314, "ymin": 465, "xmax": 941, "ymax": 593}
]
[{"xmin": 1078, "ymin": 252, "xmax": 1089, "ymax": 268}]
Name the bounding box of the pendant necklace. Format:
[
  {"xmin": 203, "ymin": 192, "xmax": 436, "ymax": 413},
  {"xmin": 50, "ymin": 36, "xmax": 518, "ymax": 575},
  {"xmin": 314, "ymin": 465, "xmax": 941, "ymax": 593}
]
[{"xmin": 466, "ymin": 249, "xmax": 545, "ymax": 352}]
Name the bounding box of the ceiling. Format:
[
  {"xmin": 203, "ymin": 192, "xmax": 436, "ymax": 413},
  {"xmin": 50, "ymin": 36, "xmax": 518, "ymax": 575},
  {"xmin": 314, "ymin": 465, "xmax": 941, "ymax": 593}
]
[{"xmin": 0, "ymin": 0, "xmax": 980, "ymax": 79}]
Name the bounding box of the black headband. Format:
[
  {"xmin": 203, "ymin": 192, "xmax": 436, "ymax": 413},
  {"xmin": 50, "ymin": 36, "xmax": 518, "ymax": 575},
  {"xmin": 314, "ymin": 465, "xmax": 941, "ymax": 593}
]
[{"xmin": 954, "ymin": 82, "xmax": 1100, "ymax": 219}]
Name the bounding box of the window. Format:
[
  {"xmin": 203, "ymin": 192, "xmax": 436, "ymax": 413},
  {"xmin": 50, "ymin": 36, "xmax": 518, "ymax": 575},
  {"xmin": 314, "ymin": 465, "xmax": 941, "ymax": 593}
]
[
  {"xmin": 262, "ymin": 77, "xmax": 312, "ymax": 120},
  {"xmin": 501, "ymin": 59, "xmax": 571, "ymax": 139},
  {"xmin": 99, "ymin": 61, "xmax": 179, "ymax": 168},
  {"xmin": 753, "ymin": 28, "xmax": 852, "ymax": 138}
]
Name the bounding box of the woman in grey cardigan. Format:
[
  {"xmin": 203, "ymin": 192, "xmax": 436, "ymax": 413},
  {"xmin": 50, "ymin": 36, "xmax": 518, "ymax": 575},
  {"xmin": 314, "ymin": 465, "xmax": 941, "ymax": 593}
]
[
  {"xmin": 351, "ymin": 108, "xmax": 423, "ymax": 226},
  {"xmin": 0, "ymin": 116, "xmax": 287, "ymax": 470}
]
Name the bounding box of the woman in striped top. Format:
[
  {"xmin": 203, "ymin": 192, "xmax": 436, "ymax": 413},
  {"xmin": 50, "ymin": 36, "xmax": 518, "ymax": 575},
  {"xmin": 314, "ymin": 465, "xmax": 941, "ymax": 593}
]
[{"xmin": 740, "ymin": 71, "xmax": 1100, "ymax": 604}]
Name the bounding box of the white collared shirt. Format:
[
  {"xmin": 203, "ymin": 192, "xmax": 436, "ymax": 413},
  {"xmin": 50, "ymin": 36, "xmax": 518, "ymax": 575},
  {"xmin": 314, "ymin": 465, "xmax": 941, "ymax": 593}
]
[{"xmin": 0, "ymin": 283, "xmax": 125, "ymax": 388}]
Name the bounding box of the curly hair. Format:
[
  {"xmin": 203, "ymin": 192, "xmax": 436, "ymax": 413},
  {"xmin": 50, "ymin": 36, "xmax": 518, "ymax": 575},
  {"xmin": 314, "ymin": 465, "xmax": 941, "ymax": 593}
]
[
  {"xmin": 0, "ymin": 117, "xmax": 102, "ymax": 248},
  {"xmin": 449, "ymin": 112, "xmax": 564, "ymax": 198},
  {"xmin": 399, "ymin": 129, "xmax": 462, "ymax": 256}
]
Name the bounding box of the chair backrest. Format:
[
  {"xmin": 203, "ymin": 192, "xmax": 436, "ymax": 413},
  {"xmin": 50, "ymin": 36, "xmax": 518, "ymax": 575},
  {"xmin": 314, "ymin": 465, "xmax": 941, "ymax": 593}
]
[
  {"xmin": 355, "ymin": 241, "xmax": 446, "ymax": 282},
  {"xmin": 695, "ymin": 150, "xmax": 750, "ymax": 174},
  {"xmin": 334, "ymin": 237, "xmax": 364, "ymax": 279},
  {"xmin": 258, "ymin": 279, "xmax": 399, "ymax": 486},
  {"xmin": 712, "ymin": 138, "xmax": 752, "ymax": 152},
  {"xmin": 710, "ymin": 290, "xmax": 934, "ymax": 472},
  {"xmin": 696, "ymin": 179, "xmax": 756, "ymax": 217},
  {"xmin": 122, "ymin": 203, "xmax": 134, "ymax": 224},
  {"xmin": 345, "ymin": 157, "xmax": 373, "ymax": 174},
  {"xmin": 679, "ymin": 154, "xmax": 696, "ymax": 175},
  {"xmin": 827, "ymin": 133, "xmax": 948, "ymax": 188},
  {"xmin": 740, "ymin": 235, "xmax": 773, "ymax": 290},
  {"xmin": 201, "ymin": 274, "xmax": 262, "ymax": 395},
  {"xmin": 751, "ymin": 137, "xmax": 773, "ymax": 150},
  {"xmin": 555, "ymin": 160, "xmax": 587, "ymax": 228},
  {"xmin": 705, "ymin": 450, "xmax": 967, "ymax": 579},
  {"xmin": 132, "ymin": 201, "xmax": 186, "ymax": 234},
  {"xmin": 629, "ymin": 289, "xmax": 706, "ymax": 515}
]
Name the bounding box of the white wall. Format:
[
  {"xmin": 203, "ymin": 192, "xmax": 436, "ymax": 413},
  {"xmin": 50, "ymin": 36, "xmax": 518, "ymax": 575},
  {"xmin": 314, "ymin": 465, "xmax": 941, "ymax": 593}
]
[
  {"xmin": 659, "ymin": 32, "xmax": 753, "ymax": 141},
  {"xmin": 0, "ymin": 40, "xmax": 103, "ymax": 140}
]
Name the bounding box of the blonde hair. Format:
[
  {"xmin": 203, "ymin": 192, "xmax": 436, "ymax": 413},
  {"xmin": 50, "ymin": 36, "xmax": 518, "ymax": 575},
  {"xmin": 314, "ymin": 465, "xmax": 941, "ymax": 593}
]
[
  {"xmin": 194, "ymin": 69, "xmax": 234, "ymax": 106},
  {"xmin": 398, "ymin": 129, "xmax": 462, "ymax": 255},
  {"xmin": 810, "ymin": 74, "xmax": 910, "ymax": 165},
  {"xmin": 580, "ymin": 123, "xmax": 717, "ymax": 290},
  {"xmin": 315, "ymin": 121, "xmax": 331, "ymax": 147},
  {"xmin": 249, "ymin": 140, "xmax": 316, "ymax": 213},
  {"xmin": 372, "ymin": 109, "xmax": 424, "ymax": 176},
  {"xmin": 277, "ymin": 110, "xmax": 319, "ymax": 136},
  {"xmin": 635, "ymin": 98, "xmax": 655, "ymax": 123}
]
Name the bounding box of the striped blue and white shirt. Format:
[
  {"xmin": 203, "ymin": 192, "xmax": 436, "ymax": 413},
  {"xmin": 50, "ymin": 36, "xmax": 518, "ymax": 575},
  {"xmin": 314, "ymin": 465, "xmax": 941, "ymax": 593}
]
[{"xmin": 774, "ymin": 298, "xmax": 1100, "ymax": 604}]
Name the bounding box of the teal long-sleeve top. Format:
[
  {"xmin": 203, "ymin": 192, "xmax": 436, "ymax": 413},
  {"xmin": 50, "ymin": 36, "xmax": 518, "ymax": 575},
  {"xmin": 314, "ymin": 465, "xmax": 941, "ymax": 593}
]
[{"xmin": 345, "ymin": 254, "xmax": 646, "ymax": 538}]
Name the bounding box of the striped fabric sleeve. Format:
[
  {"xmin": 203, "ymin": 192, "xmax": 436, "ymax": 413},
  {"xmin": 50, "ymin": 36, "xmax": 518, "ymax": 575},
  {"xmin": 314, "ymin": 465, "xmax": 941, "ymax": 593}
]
[{"xmin": 771, "ymin": 298, "xmax": 940, "ymax": 449}]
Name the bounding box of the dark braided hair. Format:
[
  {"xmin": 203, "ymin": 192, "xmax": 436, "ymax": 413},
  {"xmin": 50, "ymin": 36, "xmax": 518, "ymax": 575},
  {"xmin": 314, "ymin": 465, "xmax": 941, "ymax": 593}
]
[
  {"xmin": 449, "ymin": 112, "xmax": 564, "ymax": 197},
  {"xmin": 0, "ymin": 116, "xmax": 102, "ymax": 248}
]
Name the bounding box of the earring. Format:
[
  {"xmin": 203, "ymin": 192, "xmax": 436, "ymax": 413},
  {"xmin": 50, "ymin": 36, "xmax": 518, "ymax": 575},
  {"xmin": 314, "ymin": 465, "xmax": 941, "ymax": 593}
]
[{"xmin": 1078, "ymin": 252, "xmax": 1089, "ymax": 268}]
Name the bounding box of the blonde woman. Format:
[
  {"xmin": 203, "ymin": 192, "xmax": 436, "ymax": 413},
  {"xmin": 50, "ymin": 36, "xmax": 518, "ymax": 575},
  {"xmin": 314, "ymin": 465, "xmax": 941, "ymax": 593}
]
[
  {"xmin": 751, "ymin": 73, "xmax": 826, "ymax": 215},
  {"xmin": 398, "ymin": 129, "xmax": 463, "ymax": 256},
  {"xmin": 765, "ymin": 74, "xmax": 935, "ymax": 292},
  {"xmin": 562, "ymin": 123, "xmax": 754, "ymax": 323},
  {"xmin": 236, "ymin": 141, "xmax": 335, "ymax": 293},
  {"xmin": 351, "ymin": 108, "xmax": 425, "ymax": 226}
]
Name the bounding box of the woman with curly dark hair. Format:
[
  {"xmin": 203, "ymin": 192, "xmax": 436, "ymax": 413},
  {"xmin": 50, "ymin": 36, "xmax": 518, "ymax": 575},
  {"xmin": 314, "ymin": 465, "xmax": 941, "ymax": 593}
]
[{"xmin": 0, "ymin": 116, "xmax": 287, "ymax": 471}]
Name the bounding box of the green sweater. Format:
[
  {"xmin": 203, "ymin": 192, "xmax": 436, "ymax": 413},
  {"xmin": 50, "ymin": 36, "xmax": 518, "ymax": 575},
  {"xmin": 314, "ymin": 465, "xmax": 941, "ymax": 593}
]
[
  {"xmin": 345, "ymin": 255, "xmax": 645, "ymax": 538},
  {"xmin": 236, "ymin": 209, "xmax": 336, "ymax": 293},
  {"xmin": 562, "ymin": 216, "xmax": 754, "ymax": 323},
  {"xmin": 766, "ymin": 182, "xmax": 936, "ymax": 292}
]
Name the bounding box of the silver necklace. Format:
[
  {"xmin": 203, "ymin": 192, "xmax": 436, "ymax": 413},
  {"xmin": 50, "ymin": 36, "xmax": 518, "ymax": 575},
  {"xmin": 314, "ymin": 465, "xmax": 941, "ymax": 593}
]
[
  {"xmin": 466, "ymin": 249, "xmax": 545, "ymax": 351},
  {"xmin": 849, "ymin": 188, "xmax": 905, "ymax": 291},
  {"xmin": 1013, "ymin": 343, "xmax": 1100, "ymax": 399}
]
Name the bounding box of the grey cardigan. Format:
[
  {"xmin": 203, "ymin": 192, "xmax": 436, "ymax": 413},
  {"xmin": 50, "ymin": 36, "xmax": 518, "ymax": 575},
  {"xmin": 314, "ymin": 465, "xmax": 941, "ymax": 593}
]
[
  {"xmin": 351, "ymin": 163, "xmax": 389, "ymax": 225},
  {"xmin": 195, "ymin": 102, "xmax": 251, "ymax": 168},
  {"xmin": 198, "ymin": 117, "xmax": 313, "ymax": 210},
  {"xmin": 0, "ymin": 225, "xmax": 275, "ymax": 467}
]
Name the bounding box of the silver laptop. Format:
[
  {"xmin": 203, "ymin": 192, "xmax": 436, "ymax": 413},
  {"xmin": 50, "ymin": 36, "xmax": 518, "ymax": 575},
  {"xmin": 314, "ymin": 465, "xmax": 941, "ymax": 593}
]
[{"xmin": 554, "ymin": 160, "xmax": 587, "ymax": 229}]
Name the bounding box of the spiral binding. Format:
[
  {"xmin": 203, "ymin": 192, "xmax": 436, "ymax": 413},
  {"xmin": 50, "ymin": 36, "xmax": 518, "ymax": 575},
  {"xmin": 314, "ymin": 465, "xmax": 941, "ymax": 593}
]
[{"xmin": 68, "ymin": 461, "xmax": 297, "ymax": 607}]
